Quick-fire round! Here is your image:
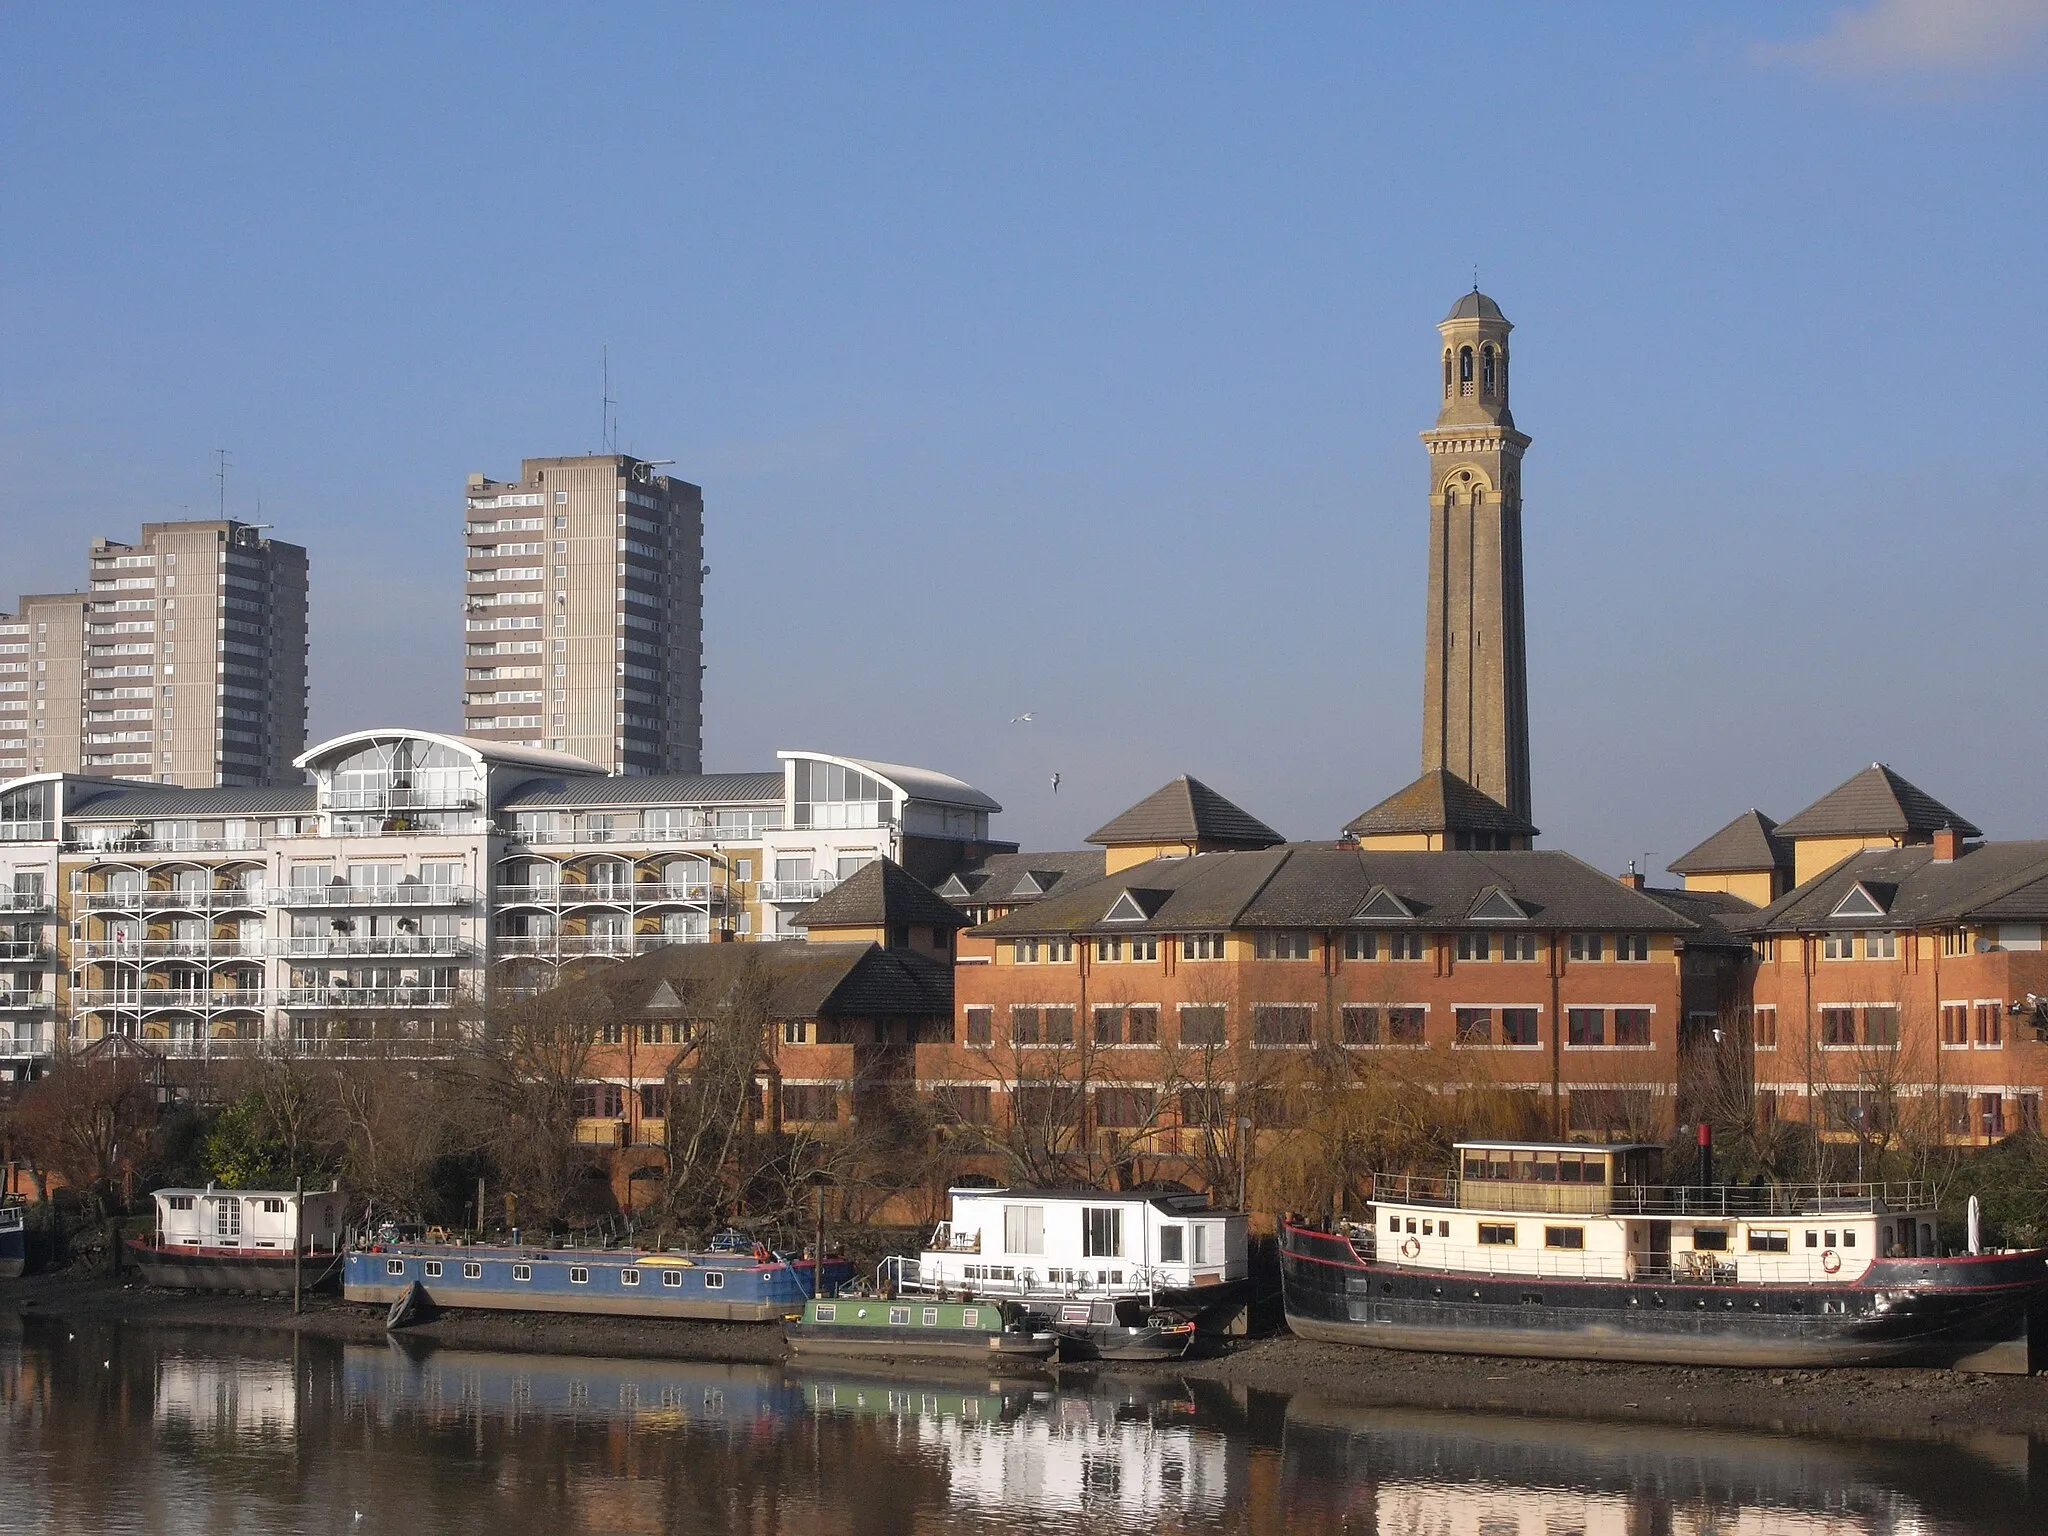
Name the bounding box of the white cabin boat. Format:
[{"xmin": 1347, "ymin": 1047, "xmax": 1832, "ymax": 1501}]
[{"xmin": 130, "ymin": 1185, "xmax": 345, "ymax": 1292}]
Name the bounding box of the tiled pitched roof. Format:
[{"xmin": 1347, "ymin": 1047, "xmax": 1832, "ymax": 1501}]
[
  {"xmin": 1773, "ymin": 764, "xmax": 1981, "ymax": 841},
  {"xmin": 972, "ymin": 846, "xmax": 1698, "ymax": 938},
  {"xmin": 1085, "ymin": 776, "xmax": 1282, "ymax": 849},
  {"xmin": 1668, "ymin": 810, "xmax": 1791, "ymax": 875},
  {"xmin": 1750, "ymin": 840, "xmax": 2048, "ymax": 934},
  {"xmin": 937, "ymin": 850, "xmax": 1107, "ymax": 908},
  {"xmin": 791, "ymin": 858, "xmax": 966, "ymax": 931},
  {"xmin": 567, "ymin": 939, "xmax": 952, "ymax": 1020},
  {"xmin": 1343, "ymin": 770, "xmax": 1537, "ymax": 840},
  {"xmin": 1637, "ymin": 886, "xmax": 1758, "ymax": 949}
]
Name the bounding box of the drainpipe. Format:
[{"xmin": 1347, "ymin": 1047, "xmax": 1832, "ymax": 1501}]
[{"xmin": 1549, "ymin": 932, "xmax": 1563, "ymax": 1137}]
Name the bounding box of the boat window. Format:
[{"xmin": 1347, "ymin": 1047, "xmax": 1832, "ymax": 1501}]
[
  {"xmin": 815, "ymin": 1303, "xmax": 836, "ymax": 1321},
  {"xmin": 1806, "ymin": 1231, "xmax": 1819, "ymax": 1248},
  {"xmin": 1387, "ymin": 1215, "xmax": 1401, "ymax": 1234},
  {"xmin": 1478, "ymin": 1224, "xmax": 1516, "ymax": 1246},
  {"xmin": 1692, "ymin": 1228, "xmax": 1729, "ymax": 1251},
  {"xmin": 962, "ymin": 1308, "xmax": 979, "ymax": 1328},
  {"xmin": 1422, "ymin": 1220, "xmax": 1435, "ymax": 1236},
  {"xmin": 1082, "ymin": 1207, "xmax": 1124, "ymax": 1258},
  {"xmin": 621, "ymin": 1269, "xmax": 640, "ymax": 1286},
  {"xmin": 1004, "ymin": 1205, "xmax": 1046, "ymax": 1255},
  {"xmin": 1406, "ymin": 1218, "xmax": 1417, "ymax": 1234},
  {"xmin": 570, "ymin": 1267, "xmax": 589, "ymax": 1284},
  {"xmin": 703, "ymin": 1271, "xmax": 724, "ymax": 1289},
  {"xmin": 1747, "ymin": 1230, "xmax": 1789, "ymax": 1254},
  {"xmin": 662, "ymin": 1270, "xmax": 682, "ymax": 1287},
  {"xmin": 889, "ymin": 1307, "xmax": 910, "ymax": 1326},
  {"xmin": 513, "ymin": 1264, "xmax": 532, "ymax": 1281},
  {"xmin": 1463, "ymin": 1154, "xmax": 1486, "ymax": 1180},
  {"xmin": 1824, "ymin": 1231, "xmax": 1837, "ymax": 1247},
  {"xmin": 463, "ymin": 1262, "xmax": 482, "ymax": 1279},
  {"xmin": 168, "ymin": 1195, "xmax": 194, "ymax": 1211},
  {"xmin": 262, "ymin": 1199, "xmax": 285, "ymax": 1214},
  {"xmin": 1192, "ymin": 1225, "xmax": 1211, "ymax": 1264},
  {"xmin": 1544, "ymin": 1227, "xmax": 1584, "ymax": 1249},
  {"xmin": 386, "ymin": 1259, "xmax": 405, "ymax": 1276},
  {"xmin": 424, "ymin": 1261, "xmax": 443, "ymax": 1278},
  {"xmin": 923, "ymin": 1307, "xmax": 939, "ymax": 1326},
  {"xmin": 1159, "ymin": 1225, "xmax": 1184, "ymax": 1262},
  {"xmin": 1842, "ymin": 1230, "xmax": 1856, "ymax": 1247}
]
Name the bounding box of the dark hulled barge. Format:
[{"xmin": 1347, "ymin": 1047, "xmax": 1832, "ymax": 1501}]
[{"xmin": 1281, "ymin": 1140, "xmax": 2048, "ymax": 1373}]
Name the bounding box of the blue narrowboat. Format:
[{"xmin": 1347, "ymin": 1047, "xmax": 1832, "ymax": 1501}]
[{"xmin": 343, "ymin": 1231, "xmax": 853, "ymax": 1322}]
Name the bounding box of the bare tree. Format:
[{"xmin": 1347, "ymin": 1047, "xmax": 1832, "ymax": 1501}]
[{"xmin": 6, "ymin": 1045, "xmax": 159, "ymax": 1217}]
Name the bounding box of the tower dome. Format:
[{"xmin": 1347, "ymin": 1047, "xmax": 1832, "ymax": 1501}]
[{"xmin": 1444, "ymin": 289, "xmax": 1505, "ymax": 322}]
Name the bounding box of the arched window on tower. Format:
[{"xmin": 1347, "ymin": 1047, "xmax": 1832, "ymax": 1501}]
[
  {"xmin": 1459, "ymin": 347, "xmax": 1474, "ymax": 397},
  {"xmin": 1498, "ymin": 351, "xmax": 1507, "ymax": 404},
  {"xmin": 1482, "ymin": 345, "xmax": 1496, "ymax": 395},
  {"xmin": 1443, "ymin": 350, "xmax": 1453, "ymax": 398}
]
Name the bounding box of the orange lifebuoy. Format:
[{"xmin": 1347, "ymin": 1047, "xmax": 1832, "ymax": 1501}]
[
  {"xmin": 1399, "ymin": 1236, "xmax": 1420, "ymax": 1260},
  {"xmin": 1821, "ymin": 1249, "xmax": 1842, "ymax": 1274}
]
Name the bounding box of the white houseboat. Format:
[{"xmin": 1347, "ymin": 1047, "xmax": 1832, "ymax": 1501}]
[
  {"xmin": 129, "ymin": 1185, "xmax": 345, "ymax": 1293},
  {"xmin": 1281, "ymin": 1139, "xmax": 2048, "ymax": 1372},
  {"xmin": 899, "ymin": 1186, "xmax": 1249, "ymax": 1357}
]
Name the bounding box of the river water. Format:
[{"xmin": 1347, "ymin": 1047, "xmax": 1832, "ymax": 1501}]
[{"xmin": 2, "ymin": 1316, "xmax": 2042, "ymax": 1535}]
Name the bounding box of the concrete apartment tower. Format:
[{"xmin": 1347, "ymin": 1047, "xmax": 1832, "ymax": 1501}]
[
  {"xmin": 1420, "ymin": 291, "xmax": 1533, "ymax": 823},
  {"xmin": 0, "ymin": 521, "xmax": 308, "ymax": 786},
  {"xmin": 461, "ymin": 455, "xmax": 704, "ymax": 775}
]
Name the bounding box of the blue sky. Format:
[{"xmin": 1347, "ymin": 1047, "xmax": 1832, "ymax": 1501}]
[{"xmin": 3, "ymin": 3, "xmax": 2044, "ymax": 872}]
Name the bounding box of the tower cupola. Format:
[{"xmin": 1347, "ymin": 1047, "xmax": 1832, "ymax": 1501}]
[{"xmin": 1438, "ymin": 289, "xmax": 1515, "ymax": 432}]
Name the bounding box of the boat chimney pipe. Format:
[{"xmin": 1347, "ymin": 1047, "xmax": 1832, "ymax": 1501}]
[
  {"xmin": 1967, "ymin": 1195, "xmax": 1981, "ymax": 1256},
  {"xmin": 1696, "ymin": 1121, "xmax": 1712, "ymax": 1189}
]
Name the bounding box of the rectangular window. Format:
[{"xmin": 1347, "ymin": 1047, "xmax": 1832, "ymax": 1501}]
[
  {"xmin": 1158, "ymin": 1225, "xmax": 1184, "ymax": 1263},
  {"xmin": 1566, "ymin": 1007, "xmax": 1604, "ymax": 1046},
  {"xmin": 1456, "ymin": 932, "xmax": 1491, "ymax": 961},
  {"xmin": 1943, "ymin": 928, "xmax": 1971, "ymax": 957},
  {"xmin": 1180, "ymin": 933, "xmax": 1226, "ymax": 960},
  {"xmin": 1004, "ymin": 1205, "xmax": 1045, "ymax": 1255},
  {"xmin": 960, "ymin": 1307, "xmax": 978, "ymax": 1327},
  {"xmin": 1093, "ymin": 1005, "xmax": 1124, "ymax": 1045},
  {"xmin": 1344, "ymin": 932, "xmax": 1378, "ymax": 960},
  {"xmin": 814, "ymin": 1303, "xmax": 836, "ymax": 1321},
  {"xmin": 1821, "ymin": 1006, "xmax": 1857, "ymax": 1046},
  {"xmin": 1543, "ymin": 1227, "xmax": 1584, "ymax": 1250},
  {"xmin": 1615, "ymin": 935, "xmax": 1649, "ymax": 962},
  {"xmin": 888, "ymin": 1306, "xmax": 909, "ymax": 1326},
  {"xmin": 1093, "ymin": 1087, "xmax": 1154, "ymax": 1128},
  {"xmin": 1389, "ymin": 932, "xmax": 1427, "ymax": 961},
  {"xmin": 1125, "ymin": 1005, "xmax": 1159, "ymax": 1044},
  {"xmin": 1454, "ymin": 1007, "xmax": 1491, "ymax": 1045},
  {"xmin": 1251, "ymin": 1004, "xmax": 1313, "ymax": 1046},
  {"xmin": 424, "ymin": 1260, "xmax": 443, "ymax": 1278},
  {"xmin": 1254, "ymin": 931, "xmax": 1311, "ymax": 960},
  {"xmin": 1822, "ymin": 933, "xmax": 1855, "ymax": 960},
  {"xmin": 1753, "ymin": 1006, "xmax": 1778, "ymax": 1049},
  {"xmin": 1128, "ymin": 935, "xmax": 1158, "ymax": 961},
  {"xmin": 703, "ymin": 1271, "xmax": 724, "ymax": 1289},
  {"xmin": 1387, "ymin": 1007, "xmax": 1426, "ymax": 1045},
  {"xmin": 1692, "ymin": 1227, "xmax": 1729, "ymax": 1252},
  {"xmin": 1082, "ymin": 1207, "xmax": 1124, "ymax": 1258},
  {"xmin": 1747, "ymin": 1230, "xmax": 1789, "ymax": 1254},
  {"xmin": 1041, "ymin": 1005, "xmax": 1075, "ymax": 1044},
  {"xmin": 1501, "ymin": 1007, "xmax": 1539, "ymax": 1046},
  {"xmin": 1614, "ymin": 1008, "xmax": 1652, "ymax": 1047},
  {"xmin": 1045, "ymin": 938, "xmax": 1073, "ymax": 963},
  {"xmin": 781, "ymin": 1084, "xmax": 837, "ymax": 1122},
  {"xmin": 1940, "ymin": 1003, "xmax": 1969, "ymax": 1047},
  {"xmin": 1981, "ymin": 1093, "xmax": 2007, "ymax": 1137},
  {"xmin": 662, "ymin": 1270, "xmax": 682, "ymax": 1288},
  {"xmin": 922, "ymin": 1306, "xmax": 939, "ymax": 1326},
  {"xmin": 1013, "ymin": 938, "xmax": 1039, "ymax": 963},
  {"xmin": 1975, "ymin": 1003, "xmax": 2004, "ymax": 1048},
  {"xmin": 934, "ymin": 1085, "xmax": 992, "ymax": 1124},
  {"xmin": 1179, "ymin": 1087, "xmax": 1227, "ymax": 1128},
  {"xmin": 1010, "ymin": 1005, "xmax": 1040, "ymax": 1045},
  {"xmin": 1179, "ymin": 1005, "xmax": 1227, "ymax": 1046},
  {"xmin": 964, "ymin": 1005, "xmax": 992, "ymax": 1046},
  {"xmin": 513, "ymin": 1264, "xmax": 532, "ymax": 1281},
  {"xmin": 1569, "ymin": 934, "xmax": 1603, "ymax": 962},
  {"xmin": 386, "ymin": 1258, "xmax": 406, "ymax": 1276},
  {"xmin": 1864, "ymin": 931, "xmax": 1896, "ymax": 959},
  {"xmin": 1862, "ymin": 1005, "xmax": 1900, "ymax": 1048},
  {"xmin": 1754, "ymin": 937, "xmax": 1775, "ymax": 963},
  {"xmin": 1501, "ymin": 932, "xmax": 1539, "ymax": 961},
  {"xmin": 1478, "ymin": 1224, "xmax": 1516, "ymax": 1246},
  {"xmin": 1094, "ymin": 936, "xmax": 1121, "ymax": 961},
  {"xmin": 1340, "ymin": 1005, "xmax": 1379, "ymax": 1045},
  {"xmin": 463, "ymin": 1262, "xmax": 482, "ymax": 1280}
]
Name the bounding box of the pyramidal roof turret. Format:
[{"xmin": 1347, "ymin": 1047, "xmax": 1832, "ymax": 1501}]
[
  {"xmin": 1774, "ymin": 764, "xmax": 1980, "ymax": 841},
  {"xmin": 1086, "ymin": 776, "xmax": 1282, "ymax": 851}
]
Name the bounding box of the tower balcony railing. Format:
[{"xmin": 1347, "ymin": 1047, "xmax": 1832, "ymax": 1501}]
[
  {"xmin": 268, "ymin": 884, "xmax": 479, "ymax": 908},
  {"xmin": 71, "ymin": 938, "xmax": 266, "ymax": 962},
  {"xmin": 757, "ymin": 877, "xmax": 840, "ymax": 903},
  {"xmin": 78, "ymin": 887, "xmax": 266, "ymax": 911},
  {"xmin": 72, "ymin": 989, "xmax": 269, "ymax": 1011},
  {"xmin": 270, "ymin": 935, "xmax": 475, "ymax": 959},
  {"xmin": 278, "ymin": 986, "xmax": 460, "ymax": 1010}
]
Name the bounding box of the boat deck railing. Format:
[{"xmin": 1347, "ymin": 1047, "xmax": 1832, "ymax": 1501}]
[
  {"xmin": 1366, "ymin": 1172, "xmax": 1933, "ymax": 1218},
  {"xmin": 886, "ymin": 1253, "xmax": 1171, "ymax": 1306},
  {"xmin": 1328, "ymin": 1227, "xmax": 1879, "ymax": 1286}
]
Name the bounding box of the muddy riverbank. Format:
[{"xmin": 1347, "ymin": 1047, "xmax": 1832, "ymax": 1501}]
[{"xmin": 9, "ymin": 1270, "xmax": 2047, "ymax": 1440}]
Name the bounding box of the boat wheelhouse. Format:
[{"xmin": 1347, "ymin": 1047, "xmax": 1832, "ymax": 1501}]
[
  {"xmin": 1281, "ymin": 1139, "xmax": 2048, "ymax": 1372},
  {"xmin": 129, "ymin": 1185, "xmax": 345, "ymax": 1293}
]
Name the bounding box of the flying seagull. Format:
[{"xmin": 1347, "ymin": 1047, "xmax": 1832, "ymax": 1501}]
[
  {"xmin": 1010, "ymin": 711, "xmax": 1034, "ymax": 724},
  {"xmin": 1051, "ymin": 772, "xmax": 1061, "ymax": 793}
]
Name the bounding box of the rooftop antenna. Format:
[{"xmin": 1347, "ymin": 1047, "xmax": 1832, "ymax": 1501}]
[
  {"xmin": 214, "ymin": 449, "xmax": 232, "ymax": 517},
  {"xmin": 1472, "ymin": 264, "xmax": 1480, "ymax": 291},
  {"xmin": 601, "ymin": 348, "xmax": 618, "ymax": 456}
]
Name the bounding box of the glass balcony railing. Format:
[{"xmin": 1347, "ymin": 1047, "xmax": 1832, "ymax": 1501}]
[
  {"xmin": 270, "ymin": 935, "xmax": 474, "ymax": 959},
  {"xmin": 78, "ymin": 887, "xmax": 267, "ymax": 910},
  {"xmin": 757, "ymin": 877, "xmax": 840, "ymax": 903},
  {"xmin": 278, "ymin": 986, "xmax": 460, "ymax": 1009},
  {"xmin": 71, "ymin": 939, "xmax": 265, "ymax": 961},
  {"xmin": 269, "ymin": 885, "xmax": 478, "ymax": 908},
  {"xmin": 72, "ymin": 990, "xmax": 267, "ymax": 1011}
]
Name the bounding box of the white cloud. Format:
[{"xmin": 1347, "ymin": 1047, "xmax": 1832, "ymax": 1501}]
[{"xmin": 1752, "ymin": 0, "xmax": 2048, "ymax": 78}]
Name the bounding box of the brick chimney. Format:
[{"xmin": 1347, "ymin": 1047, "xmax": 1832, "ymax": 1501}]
[
  {"xmin": 1933, "ymin": 825, "xmax": 1963, "ymax": 864},
  {"xmin": 1618, "ymin": 860, "xmax": 1645, "ymax": 892}
]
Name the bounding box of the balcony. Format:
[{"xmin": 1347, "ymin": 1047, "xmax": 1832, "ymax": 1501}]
[
  {"xmin": 78, "ymin": 887, "xmax": 265, "ymax": 911},
  {"xmin": 0, "ymin": 991, "xmax": 54, "ymax": 1010},
  {"xmin": 269, "ymin": 884, "xmax": 479, "ymax": 908},
  {"xmin": 493, "ymin": 933, "xmax": 705, "ymax": 958},
  {"xmin": 0, "ymin": 941, "xmax": 49, "ymax": 963},
  {"xmin": 0, "ymin": 821, "xmax": 54, "ymax": 843},
  {"xmin": 72, "ymin": 990, "xmax": 268, "ymax": 1011},
  {"xmin": 758, "ymin": 878, "xmax": 839, "ymax": 903},
  {"xmin": 279, "ymin": 987, "xmax": 460, "ymax": 1010},
  {"xmin": 71, "ymin": 939, "xmax": 265, "ymax": 962},
  {"xmin": 67, "ymin": 836, "xmax": 269, "ymax": 854},
  {"xmin": 271, "ymin": 935, "xmax": 474, "ymax": 959},
  {"xmin": 507, "ymin": 815, "xmax": 782, "ymax": 846},
  {"xmin": 0, "ymin": 1022, "xmax": 57, "ymax": 1057},
  {"xmin": 322, "ymin": 789, "xmax": 480, "ymax": 813},
  {"xmin": 496, "ymin": 880, "xmax": 725, "ymax": 907},
  {"xmin": 0, "ymin": 889, "xmax": 52, "ymax": 911}
]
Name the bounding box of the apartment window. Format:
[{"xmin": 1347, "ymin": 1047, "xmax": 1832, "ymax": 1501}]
[
  {"xmin": 1981, "ymin": 1094, "xmax": 2007, "ymax": 1138},
  {"xmin": 1569, "ymin": 934, "xmax": 1603, "ymax": 961},
  {"xmin": 1045, "ymin": 938, "xmax": 1073, "ymax": 963},
  {"xmin": 1566, "ymin": 1007, "xmax": 1604, "ymax": 1046},
  {"xmin": 1125, "ymin": 1005, "xmax": 1159, "ymax": 1044},
  {"xmin": 1456, "ymin": 932, "xmax": 1491, "ymax": 962},
  {"xmin": 1128, "ymin": 936, "xmax": 1158, "ymax": 961},
  {"xmin": 1344, "ymin": 932, "xmax": 1378, "ymax": 960},
  {"xmin": 1821, "ymin": 1007, "xmax": 1857, "ymax": 1047},
  {"xmin": 935, "ymin": 1085, "xmax": 992, "ymax": 1124},
  {"xmin": 1180, "ymin": 933, "xmax": 1226, "ymax": 960},
  {"xmin": 1041, "ymin": 1006, "xmax": 1075, "ymax": 1044},
  {"xmin": 1753, "ymin": 1006, "xmax": 1778, "ymax": 1048},
  {"xmin": 781, "ymin": 1018, "xmax": 811, "ymax": 1046},
  {"xmin": 964, "ymin": 1006, "xmax": 993, "ymax": 1046},
  {"xmin": 1386, "ymin": 1007, "xmax": 1426, "ymax": 1044},
  {"xmin": 1251, "ymin": 1004, "xmax": 1313, "ymax": 1046},
  {"xmin": 780, "ymin": 1084, "xmax": 837, "ymax": 1122},
  {"xmin": 1094, "ymin": 936, "xmax": 1121, "ymax": 961},
  {"xmin": 1502, "ymin": 932, "xmax": 1539, "ymax": 961},
  {"xmin": 1255, "ymin": 931, "xmax": 1311, "ymax": 960},
  {"xmin": 1862, "ymin": 1005, "xmax": 1900, "ymax": 1048},
  {"xmin": 1389, "ymin": 932, "xmax": 1427, "ymax": 961},
  {"xmin": 1614, "ymin": 1008, "xmax": 1652, "ymax": 1047},
  {"xmin": 1615, "ymin": 935, "xmax": 1649, "ymax": 962},
  {"xmin": 1975, "ymin": 1002, "xmax": 2004, "ymax": 1048},
  {"xmin": 1941, "ymin": 1003, "xmax": 1969, "ymax": 1047},
  {"xmin": 1454, "ymin": 1007, "xmax": 1491, "ymax": 1045},
  {"xmin": 1754, "ymin": 937, "xmax": 1775, "ymax": 963},
  {"xmin": 1013, "ymin": 939, "xmax": 1039, "ymax": 964},
  {"xmin": 1501, "ymin": 1007, "xmax": 1539, "ymax": 1046},
  {"xmin": 1943, "ymin": 928, "xmax": 1971, "ymax": 957},
  {"xmin": 1010, "ymin": 1005, "xmax": 1041, "ymax": 1044},
  {"xmin": 1864, "ymin": 931, "xmax": 1897, "ymax": 959},
  {"xmin": 1339, "ymin": 1005, "xmax": 1379, "ymax": 1045},
  {"xmin": 1093, "ymin": 1005, "xmax": 1125, "ymax": 1045},
  {"xmin": 1822, "ymin": 933, "xmax": 1855, "ymax": 960},
  {"xmin": 1179, "ymin": 1005, "xmax": 1227, "ymax": 1046}
]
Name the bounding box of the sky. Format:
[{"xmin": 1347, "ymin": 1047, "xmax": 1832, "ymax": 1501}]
[{"xmin": 3, "ymin": 2, "xmax": 2045, "ymax": 874}]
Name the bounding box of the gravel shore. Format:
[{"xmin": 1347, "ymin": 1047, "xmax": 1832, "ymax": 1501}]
[{"xmin": 9, "ymin": 1270, "xmax": 2046, "ymax": 1440}]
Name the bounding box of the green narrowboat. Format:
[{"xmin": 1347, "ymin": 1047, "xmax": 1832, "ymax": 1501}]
[{"xmin": 784, "ymin": 1296, "xmax": 1059, "ymax": 1363}]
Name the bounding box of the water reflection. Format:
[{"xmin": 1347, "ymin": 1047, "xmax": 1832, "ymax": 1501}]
[{"xmin": 1, "ymin": 1311, "xmax": 2042, "ymax": 1535}]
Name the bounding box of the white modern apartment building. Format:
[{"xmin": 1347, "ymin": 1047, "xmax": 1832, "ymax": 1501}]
[
  {"xmin": 0, "ymin": 729, "xmax": 1006, "ymax": 1078},
  {"xmin": 462, "ymin": 455, "xmax": 703, "ymax": 776}
]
